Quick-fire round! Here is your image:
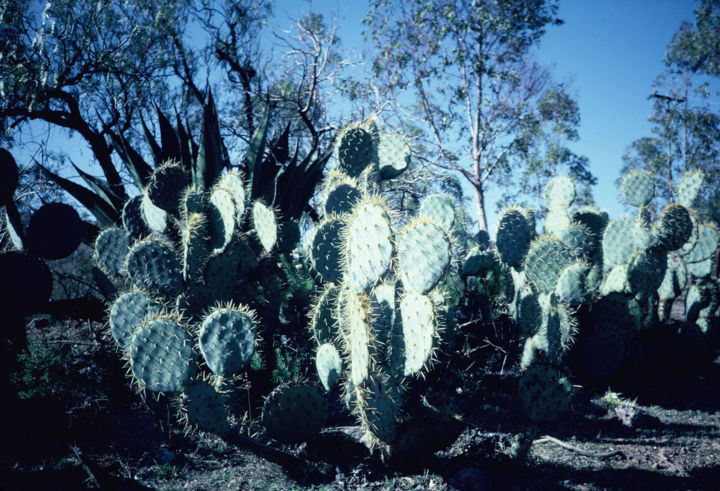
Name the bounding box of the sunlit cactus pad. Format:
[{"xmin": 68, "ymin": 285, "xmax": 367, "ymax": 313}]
[
  {"xmin": 316, "ymin": 343, "xmax": 343, "ymax": 391},
  {"xmin": 377, "ymin": 131, "xmax": 410, "ymax": 179},
  {"xmin": 344, "ymin": 200, "xmax": 393, "ymax": 293},
  {"xmin": 95, "ymin": 227, "xmax": 131, "ymax": 276},
  {"xmin": 125, "ymin": 238, "xmax": 183, "ymax": 298},
  {"xmin": 109, "ymin": 291, "xmax": 163, "ymax": 351},
  {"xmin": 251, "ymin": 201, "xmax": 278, "ymax": 253},
  {"xmin": 397, "ymin": 219, "xmax": 450, "ymax": 294},
  {"xmin": 418, "ymin": 194, "xmax": 455, "ymax": 232},
  {"xmin": 400, "ymin": 291, "xmax": 436, "ymax": 376},
  {"xmin": 620, "ymin": 170, "xmax": 655, "ymax": 207}
]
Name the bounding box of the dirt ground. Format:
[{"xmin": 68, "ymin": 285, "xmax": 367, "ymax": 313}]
[{"xmin": 2, "ymin": 318, "xmax": 719, "ymax": 490}]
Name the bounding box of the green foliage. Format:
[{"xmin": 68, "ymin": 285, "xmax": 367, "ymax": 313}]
[
  {"xmin": 271, "ymin": 347, "xmax": 302, "ymax": 385},
  {"xmin": 11, "ymin": 341, "xmax": 72, "ymax": 400}
]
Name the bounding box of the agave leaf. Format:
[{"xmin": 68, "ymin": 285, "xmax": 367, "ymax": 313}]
[
  {"xmin": 107, "ymin": 130, "xmax": 153, "ymax": 188},
  {"xmin": 139, "ymin": 112, "xmax": 163, "ymax": 166},
  {"xmin": 38, "ymin": 164, "xmax": 117, "ymax": 226},
  {"xmin": 195, "ymin": 89, "xmax": 224, "ymax": 191},
  {"xmin": 154, "ymin": 103, "xmax": 182, "ymax": 163},
  {"xmin": 71, "ymin": 162, "xmax": 125, "ymax": 212},
  {"xmin": 246, "ymin": 103, "xmax": 271, "ymax": 185}
]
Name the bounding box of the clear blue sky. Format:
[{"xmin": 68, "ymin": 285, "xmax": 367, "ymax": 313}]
[
  {"xmin": 15, "ymin": 1, "xmax": 714, "ymax": 238},
  {"xmin": 278, "ymin": 0, "xmax": 714, "ymax": 235}
]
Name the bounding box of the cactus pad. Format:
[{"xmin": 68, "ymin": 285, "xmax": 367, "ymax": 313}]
[
  {"xmin": 682, "ymin": 223, "xmax": 718, "ymax": 264},
  {"xmin": 0, "ymin": 251, "xmax": 53, "ymax": 317},
  {"xmin": 655, "ymin": 203, "xmax": 693, "ymax": 251},
  {"xmin": 181, "ymin": 379, "xmax": 230, "ymax": 436},
  {"xmin": 518, "ymin": 364, "xmax": 573, "ymax": 422},
  {"xmin": 397, "ymin": 218, "xmax": 450, "ymax": 294},
  {"xmin": 400, "ymin": 291, "xmax": 436, "ymax": 376},
  {"xmin": 338, "ymin": 127, "xmax": 376, "ymax": 178},
  {"xmin": 25, "ymin": 203, "xmax": 84, "ymax": 260},
  {"xmin": 0, "ymin": 148, "xmax": 18, "ymax": 205},
  {"xmin": 523, "ymin": 236, "xmax": 574, "ymax": 294},
  {"xmin": 377, "ymin": 132, "xmax": 410, "ymax": 179},
  {"xmin": 122, "ymin": 195, "xmax": 151, "ymax": 238},
  {"xmin": 543, "ymin": 176, "xmax": 575, "ymax": 207},
  {"xmin": 147, "ymin": 161, "xmax": 186, "ymax": 213},
  {"xmin": 310, "ymin": 285, "xmax": 339, "ymax": 344},
  {"xmin": 251, "ymin": 201, "xmax": 278, "ymax": 254},
  {"xmin": 344, "ymin": 200, "xmax": 393, "ymax": 293},
  {"xmin": 602, "ymin": 217, "xmax": 644, "ymax": 271},
  {"xmin": 555, "ymin": 262, "xmax": 590, "ymax": 304},
  {"xmin": 198, "ymin": 305, "xmax": 256, "ymax": 377},
  {"xmin": 620, "ymin": 170, "xmax": 655, "ymax": 207},
  {"xmin": 325, "ymin": 183, "xmax": 362, "ymax": 216},
  {"xmin": 316, "ymin": 343, "xmax": 343, "ymax": 391},
  {"xmin": 95, "ymin": 227, "xmax": 131, "ymax": 276},
  {"xmin": 496, "ymin": 208, "xmax": 532, "ymax": 267},
  {"xmin": 141, "ymin": 192, "xmax": 167, "ymax": 232},
  {"xmin": 208, "ymin": 187, "xmax": 236, "ymax": 253},
  {"xmin": 109, "ymin": 290, "xmax": 163, "ymax": 350},
  {"xmin": 677, "ymin": 170, "xmax": 705, "ymax": 207},
  {"xmin": 310, "ymin": 218, "xmax": 344, "ymax": 284},
  {"xmin": 125, "ymin": 238, "xmax": 183, "ymax": 298},
  {"xmin": 419, "ymin": 194, "xmax": 456, "ymax": 232},
  {"xmin": 216, "ymin": 170, "xmax": 246, "ymax": 220},
  {"xmin": 129, "ymin": 315, "xmax": 197, "ymax": 392},
  {"xmin": 262, "ymin": 383, "xmax": 328, "ymax": 444}
]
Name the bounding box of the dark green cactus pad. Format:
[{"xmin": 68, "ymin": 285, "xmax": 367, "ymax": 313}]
[
  {"xmin": 325, "ymin": 183, "xmax": 361, "ymax": 216},
  {"xmin": 122, "ymin": 195, "xmax": 151, "ymax": 238},
  {"xmin": 181, "ymin": 379, "xmax": 230, "ymax": 436},
  {"xmin": 129, "ymin": 315, "xmax": 197, "ymax": 392},
  {"xmin": 338, "ymin": 126, "xmax": 376, "ymax": 178},
  {"xmin": 216, "ymin": 170, "xmax": 246, "ymax": 220},
  {"xmin": 356, "ymin": 376, "xmax": 400, "ymax": 444},
  {"xmin": 0, "ymin": 251, "xmax": 53, "ymax": 317},
  {"xmin": 198, "ymin": 306, "xmax": 256, "ymax": 377},
  {"xmin": 344, "ymin": 200, "xmax": 393, "ymax": 293},
  {"xmin": 372, "ymin": 281, "xmax": 397, "ymax": 346},
  {"xmin": 141, "ymin": 192, "xmax": 167, "ymax": 233},
  {"xmin": 181, "ymin": 187, "xmax": 206, "ymax": 218},
  {"xmin": 591, "ymin": 293, "xmax": 642, "ymax": 334},
  {"xmin": 126, "ymin": 238, "xmax": 183, "ymax": 298},
  {"xmin": 25, "ymin": 203, "xmax": 84, "ymax": 260},
  {"xmin": 496, "ymin": 208, "xmax": 532, "ymax": 268},
  {"xmin": 204, "ymin": 251, "xmax": 241, "ymax": 302},
  {"xmin": 310, "ymin": 285, "xmax": 339, "ymax": 344},
  {"xmin": 682, "ymin": 223, "xmax": 719, "ymax": 264},
  {"xmin": 399, "ymin": 291, "xmax": 436, "ymax": 376},
  {"xmin": 518, "ymin": 364, "xmax": 573, "ymax": 422},
  {"xmin": 462, "ymin": 248, "xmax": 500, "ymax": 276},
  {"xmin": 377, "ymin": 131, "xmax": 410, "ymax": 179},
  {"xmin": 316, "ymin": 343, "xmax": 343, "ymax": 391},
  {"xmin": 109, "ymin": 290, "xmax": 162, "ymax": 351},
  {"xmin": 397, "ymin": 219, "xmax": 450, "ymax": 294},
  {"xmin": 655, "ymin": 203, "xmax": 693, "ymax": 251},
  {"xmin": 310, "ymin": 218, "xmax": 344, "ymax": 284},
  {"xmin": 176, "ymin": 284, "xmax": 215, "ymax": 320},
  {"xmin": 419, "ymin": 194, "xmax": 456, "ymax": 232},
  {"xmin": 0, "ymin": 148, "xmax": 19, "ymax": 205},
  {"xmin": 95, "ymin": 227, "xmax": 131, "ymax": 276},
  {"xmin": 602, "ymin": 217, "xmax": 644, "ymax": 271},
  {"xmin": 677, "ymin": 170, "xmax": 704, "ymax": 207},
  {"xmin": 518, "ymin": 290, "xmax": 542, "ymax": 336},
  {"xmin": 685, "ymin": 284, "xmax": 709, "ymax": 324},
  {"xmin": 262, "ymin": 382, "xmax": 328, "ymax": 445},
  {"xmin": 620, "ymin": 170, "xmax": 655, "ymax": 207},
  {"xmin": 543, "ymin": 176, "xmax": 575, "ymax": 207},
  {"xmin": 208, "ymin": 187, "xmax": 236, "ymax": 254},
  {"xmin": 657, "ymin": 256, "xmax": 678, "ymax": 301},
  {"xmin": 432, "ymin": 269, "xmax": 465, "ymax": 309},
  {"xmin": 181, "ymin": 213, "xmax": 210, "ymax": 284},
  {"xmin": 147, "ymin": 161, "xmax": 187, "ymax": 213},
  {"xmin": 627, "ymin": 249, "xmax": 667, "ymax": 298},
  {"xmin": 555, "ymin": 262, "xmax": 590, "ymax": 304},
  {"xmin": 251, "ymin": 201, "xmax": 278, "ymax": 254},
  {"xmin": 524, "ymin": 236, "xmax": 574, "ymax": 294},
  {"xmin": 571, "ymin": 206, "xmax": 609, "ymax": 238}
]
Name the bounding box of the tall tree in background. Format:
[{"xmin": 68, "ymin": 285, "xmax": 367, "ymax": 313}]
[
  {"xmin": 499, "ymin": 86, "xmax": 596, "ymax": 214},
  {"xmin": 363, "ymin": 0, "xmax": 563, "ymax": 232},
  {"xmin": 621, "ymin": 0, "xmax": 720, "ymax": 223}
]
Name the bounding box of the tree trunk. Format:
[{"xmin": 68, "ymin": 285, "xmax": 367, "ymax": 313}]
[{"xmin": 474, "ymin": 181, "xmax": 488, "ymax": 234}]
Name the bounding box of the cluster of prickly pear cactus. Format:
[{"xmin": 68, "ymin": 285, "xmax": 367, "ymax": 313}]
[
  {"xmin": 495, "ymin": 169, "xmax": 719, "ymax": 420},
  {"xmin": 306, "ymin": 120, "xmax": 464, "ymax": 456}
]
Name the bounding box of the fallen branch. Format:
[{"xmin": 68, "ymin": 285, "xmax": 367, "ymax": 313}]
[{"xmin": 533, "ymin": 435, "xmax": 626, "ymax": 459}]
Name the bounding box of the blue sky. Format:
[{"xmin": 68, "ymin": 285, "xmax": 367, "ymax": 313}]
[{"xmin": 276, "ymin": 0, "xmax": 715, "ymax": 235}]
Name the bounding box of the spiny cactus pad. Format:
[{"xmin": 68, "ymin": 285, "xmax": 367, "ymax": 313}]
[
  {"xmin": 602, "ymin": 217, "xmax": 645, "ymax": 271},
  {"xmin": 141, "ymin": 193, "xmax": 167, "ymax": 232},
  {"xmin": 524, "ymin": 237, "xmax": 574, "ymax": 294},
  {"xmin": 377, "ymin": 132, "xmax": 410, "ymax": 179},
  {"xmin": 109, "ymin": 291, "xmax": 163, "ymax": 351},
  {"xmin": 316, "ymin": 343, "xmax": 343, "ymax": 391},
  {"xmin": 325, "ymin": 183, "xmax": 362, "ymax": 216},
  {"xmin": 682, "ymin": 223, "xmax": 719, "ymax": 264},
  {"xmin": 397, "ymin": 219, "xmax": 450, "ymax": 294},
  {"xmin": 129, "ymin": 316, "xmax": 197, "ymax": 392},
  {"xmin": 95, "ymin": 227, "xmax": 131, "ymax": 276},
  {"xmin": 345, "ymin": 289, "xmax": 375, "ymax": 386},
  {"xmin": 25, "ymin": 202, "xmax": 84, "ymax": 260},
  {"xmin": 262, "ymin": 383, "xmax": 328, "ymax": 445},
  {"xmin": 181, "ymin": 379, "xmax": 230, "ymax": 436},
  {"xmin": 310, "ymin": 285, "xmax": 339, "ymax": 344},
  {"xmin": 208, "ymin": 187, "xmax": 236, "ymax": 253},
  {"xmin": 620, "ymin": 170, "xmax": 655, "ymax": 207},
  {"xmin": 677, "ymin": 170, "xmax": 705, "ymax": 207},
  {"xmin": 181, "ymin": 213, "xmax": 210, "ymax": 283},
  {"xmin": 198, "ymin": 306, "xmax": 256, "ymax": 377},
  {"xmin": 355, "ymin": 376, "xmax": 400, "ymax": 444},
  {"xmin": 338, "ymin": 127, "xmax": 375, "ymax": 178},
  {"xmin": 216, "ymin": 170, "xmax": 246, "ymax": 220},
  {"xmin": 126, "ymin": 238, "xmax": 183, "ymax": 298},
  {"xmin": 147, "ymin": 161, "xmax": 186, "ymax": 212},
  {"xmin": 251, "ymin": 201, "xmax": 278, "ymax": 254},
  {"xmin": 655, "ymin": 203, "xmax": 693, "ymax": 251},
  {"xmin": 556, "ymin": 262, "xmax": 590, "ymax": 303},
  {"xmin": 543, "ymin": 176, "xmax": 575, "ymax": 207},
  {"xmin": 122, "ymin": 195, "xmax": 151, "ymax": 238},
  {"xmin": 344, "ymin": 200, "xmax": 393, "ymax": 293},
  {"xmin": 419, "ymin": 194, "xmax": 456, "ymax": 232},
  {"xmin": 310, "ymin": 218, "xmax": 344, "ymax": 284},
  {"xmin": 400, "ymin": 291, "xmax": 436, "ymax": 376},
  {"xmin": 496, "ymin": 208, "xmax": 532, "ymax": 268}
]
